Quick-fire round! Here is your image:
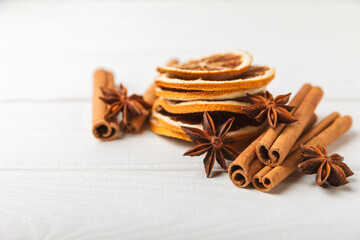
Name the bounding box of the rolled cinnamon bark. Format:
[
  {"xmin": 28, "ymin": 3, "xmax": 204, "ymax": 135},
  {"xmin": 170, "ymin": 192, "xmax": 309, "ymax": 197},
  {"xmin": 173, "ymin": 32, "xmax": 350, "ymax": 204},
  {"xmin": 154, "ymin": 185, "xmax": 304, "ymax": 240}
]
[
  {"xmin": 231, "ymin": 158, "xmax": 264, "ymax": 188},
  {"xmin": 229, "ymin": 114, "xmax": 316, "ymax": 188},
  {"xmin": 228, "ymin": 133, "xmax": 265, "ymax": 187},
  {"xmin": 256, "ymin": 84, "xmax": 312, "ymax": 164},
  {"xmin": 295, "ymin": 112, "xmax": 339, "ymax": 147},
  {"xmin": 92, "ymin": 69, "xmax": 120, "ymax": 141},
  {"xmin": 121, "ymin": 115, "xmax": 147, "ymax": 133},
  {"xmin": 252, "ymin": 166, "xmax": 272, "ymax": 191},
  {"xmin": 253, "ymin": 114, "xmax": 352, "ymax": 192},
  {"xmin": 143, "ymin": 83, "xmax": 157, "ymax": 105},
  {"xmin": 266, "ymin": 86, "xmax": 324, "ymax": 166}
]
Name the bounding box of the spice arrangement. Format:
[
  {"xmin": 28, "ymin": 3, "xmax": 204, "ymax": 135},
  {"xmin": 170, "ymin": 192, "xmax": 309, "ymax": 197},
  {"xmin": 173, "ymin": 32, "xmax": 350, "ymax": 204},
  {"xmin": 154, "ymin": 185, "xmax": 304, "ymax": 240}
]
[
  {"xmin": 91, "ymin": 51, "xmax": 353, "ymax": 192},
  {"xmin": 92, "ymin": 69, "xmax": 155, "ymax": 140}
]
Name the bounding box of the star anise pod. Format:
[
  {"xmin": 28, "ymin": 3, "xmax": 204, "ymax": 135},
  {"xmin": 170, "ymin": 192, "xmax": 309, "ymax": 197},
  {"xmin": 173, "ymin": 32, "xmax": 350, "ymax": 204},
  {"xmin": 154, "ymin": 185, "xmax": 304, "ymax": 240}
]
[
  {"xmin": 99, "ymin": 84, "xmax": 151, "ymax": 125},
  {"xmin": 181, "ymin": 112, "xmax": 240, "ymax": 178},
  {"xmin": 298, "ymin": 145, "xmax": 354, "ymax": 187},
  {"xmin": 243, "ymin": 91, "xmax": 297, "ymax": 128}
]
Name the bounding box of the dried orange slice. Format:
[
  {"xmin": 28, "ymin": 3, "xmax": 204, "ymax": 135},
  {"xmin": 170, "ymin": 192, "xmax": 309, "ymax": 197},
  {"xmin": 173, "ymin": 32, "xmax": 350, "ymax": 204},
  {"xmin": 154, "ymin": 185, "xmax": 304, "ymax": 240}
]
[
  {"xmin": 157, "ymin": 50, "xmax": 252, "ymax": 79},
  {"xmin": 155, "ymin": 85, "xmax": 266, "ymax": 101},
  {"xmin": 149, "ymin": 109, "xmax": 266, "ymax": 145},
  {"xmin": 149, "ymin": 116, "xmax": 191, "ymax": 141},
  {"xmin": 153, "ymin": 97, "xmax": 251, "ymax": 114},
  {"xmin": 155, "ymin": 66, "xmax": 275, "ymax": 91}
]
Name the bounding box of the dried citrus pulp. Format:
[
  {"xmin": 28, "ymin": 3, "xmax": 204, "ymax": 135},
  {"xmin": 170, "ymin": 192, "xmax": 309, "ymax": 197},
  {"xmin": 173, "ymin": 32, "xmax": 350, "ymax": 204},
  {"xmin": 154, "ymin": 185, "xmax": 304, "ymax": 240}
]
[
  {"xmin": 150, "ymin": 51, "xmax": 274, "ymax": 145},
  {"xmin": 157, "ymin": 50, "xmax": 252, "ymax": 79}
]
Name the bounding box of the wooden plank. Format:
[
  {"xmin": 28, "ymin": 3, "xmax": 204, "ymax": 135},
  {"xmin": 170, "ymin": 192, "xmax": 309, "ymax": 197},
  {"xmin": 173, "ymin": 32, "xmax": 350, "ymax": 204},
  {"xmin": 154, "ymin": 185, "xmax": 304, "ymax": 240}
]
[
  {"xmin": 0, "ymin": 100, "xmax": 358, "ymax": 171},
  {"xmin": 0, "ymin": 170, "xmax": 358, "ymax": 239}
]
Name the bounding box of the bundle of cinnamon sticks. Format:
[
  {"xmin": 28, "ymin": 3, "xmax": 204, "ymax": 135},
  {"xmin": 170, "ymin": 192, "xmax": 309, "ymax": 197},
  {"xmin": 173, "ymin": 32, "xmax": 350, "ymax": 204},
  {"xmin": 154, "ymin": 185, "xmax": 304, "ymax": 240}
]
[
  {"xmin": 228, "ymin": 84, "xmax": 353, "ymax": 192},
  {"xmin": 92, "ymin": 69, "xmax": 156, "ymax": 141}
]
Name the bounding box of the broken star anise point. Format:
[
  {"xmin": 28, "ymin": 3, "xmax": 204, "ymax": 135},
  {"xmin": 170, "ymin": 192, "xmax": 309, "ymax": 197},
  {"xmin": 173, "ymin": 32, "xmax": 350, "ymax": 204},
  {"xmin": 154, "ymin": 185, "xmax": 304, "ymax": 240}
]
[
  {"xmin": 181, "ymin": 112, "xmax": 240, "ymax": 178},
  {"xmin": 243, "ymin": 91, "xmax": 297, "ymax": 128},
  {"xmin": 298, "ymin": 145, "xmax": 354, "ymax": 187}
]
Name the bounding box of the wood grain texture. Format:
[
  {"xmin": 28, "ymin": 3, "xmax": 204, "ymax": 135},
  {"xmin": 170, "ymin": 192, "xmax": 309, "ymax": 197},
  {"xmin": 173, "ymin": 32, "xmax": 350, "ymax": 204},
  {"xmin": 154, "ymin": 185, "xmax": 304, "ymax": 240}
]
[
  {"xmin": 0, "ymin": 171, "xmax": 359, "ymax": 239},
  {"xmin": 0, "ymin": 0, "xmax": 359, "ymax": 239},
  {"xmin": 0, "ymin": 101, "xmax": 358, "ymax": 171}
]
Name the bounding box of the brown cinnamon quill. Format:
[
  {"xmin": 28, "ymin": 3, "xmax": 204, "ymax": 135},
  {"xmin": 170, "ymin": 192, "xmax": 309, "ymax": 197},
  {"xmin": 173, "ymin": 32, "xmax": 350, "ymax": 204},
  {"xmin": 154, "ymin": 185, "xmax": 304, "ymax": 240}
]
[
  {"xmin": 228, "ymin": 133, "xmax": 265, "ymax": 188},
  {"xmin": 268, "ymin": 86, "xmax": 323, "ymax": 166},
  {"xmin": 256, "ymin": 84, "xmax": 312, "ymax": 164},
  {"xmin": 257, "ymin": 85, "xmax": 324, "ymax": 166},
  {"xmin": 253, "ymin": 114, "xmax": 351, "ymax": 192},
  {"xmin": 92, "ymin": 69, "xmax": 120, "ymax": 140}
]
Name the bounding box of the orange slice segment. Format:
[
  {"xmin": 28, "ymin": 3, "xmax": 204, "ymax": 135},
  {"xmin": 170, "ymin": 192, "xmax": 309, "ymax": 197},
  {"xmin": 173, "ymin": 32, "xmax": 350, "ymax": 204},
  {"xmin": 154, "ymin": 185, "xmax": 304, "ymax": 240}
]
[
  {"xmin": 155, "ymin": 66, "xmax": 275, "ymax": 91},
  {"xmin": 153, "ymin": 97, "xmax": 250, "ymax": 114},
  {"xmin": 155, "ymin": 85, "xmax": 266, "ymax": 101},
  {"xmin": 150, "ymin": 111, "xmax": 267, "ymax": 146},
  {"xmin": 157, "ymin": 50, "xmax": 252, "ymax": 79}
]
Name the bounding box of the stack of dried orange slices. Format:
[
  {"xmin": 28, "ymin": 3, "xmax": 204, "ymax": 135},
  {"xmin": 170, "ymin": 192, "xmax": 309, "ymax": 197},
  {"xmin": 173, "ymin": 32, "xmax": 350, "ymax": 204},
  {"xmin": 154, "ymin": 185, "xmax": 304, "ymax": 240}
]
[{"xmin": 150, "ymin": 50, "xmax": 275, "ymax": 145}]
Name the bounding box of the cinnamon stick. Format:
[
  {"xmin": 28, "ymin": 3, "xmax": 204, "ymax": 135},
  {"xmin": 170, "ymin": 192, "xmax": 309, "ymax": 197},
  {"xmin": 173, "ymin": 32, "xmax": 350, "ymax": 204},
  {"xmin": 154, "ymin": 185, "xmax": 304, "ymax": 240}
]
[
  {"xmin": 228, "ymin": 133, "xmax": 265, "ymax": 187},
  {"xmin": 253, "ymin": 114, "xmax": 352, "ymax": 192},
  {"xmin": 143, "ymin": 83, "xmax": 157, "ymax": 105},
  {"xmin": 230, "ymin": 159, "xmax": 264, "ymax": 188},
  {"xmin": 256, "ymin": 84, "xmax": 312, "ymax": 164},
  {"xmin": 267, "ymin": 86, "xmax": 323, "ymax": 166},
  {"xmin": 295, "ymin": 112, "xmax": 339, "ymax": 147},
  {"xmin": 92, "ymin": 69, "xmax": 120, "ymax": 141},
  {"xmin": 252, "ymin": 166, "xmax": 272, "ymax": 191}
]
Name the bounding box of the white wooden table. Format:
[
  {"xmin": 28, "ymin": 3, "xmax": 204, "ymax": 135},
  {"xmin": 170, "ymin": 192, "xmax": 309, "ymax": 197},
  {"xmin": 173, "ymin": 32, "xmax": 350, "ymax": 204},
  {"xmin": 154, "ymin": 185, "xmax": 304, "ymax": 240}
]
[{"xmin": 1, "ymin": 1, "xmax": 359, "ymax": 239}]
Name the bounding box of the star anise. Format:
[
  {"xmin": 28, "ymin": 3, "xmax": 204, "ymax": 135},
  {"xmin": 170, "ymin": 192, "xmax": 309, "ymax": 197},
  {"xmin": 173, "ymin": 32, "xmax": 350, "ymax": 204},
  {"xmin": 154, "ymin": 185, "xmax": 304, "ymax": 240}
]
[
  {"xmin": 298, "ymin": 145, "xmax": 354, "ymax": 187},
  {"xmin": 99, "ymin": 84, "xmax": 151, "ymax": 125},
  {"xmin": 181, "ymin": 112, "xmax": 240, "ymax": 178},
  {"xmin": 243, "ymin": 91, "xmax": 297, "ymax": 128}
]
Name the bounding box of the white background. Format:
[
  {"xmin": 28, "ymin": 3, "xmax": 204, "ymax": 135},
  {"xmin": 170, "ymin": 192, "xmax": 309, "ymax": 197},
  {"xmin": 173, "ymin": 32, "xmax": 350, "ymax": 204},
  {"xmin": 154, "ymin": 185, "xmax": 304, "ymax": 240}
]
[{"xmin": 0, "ymin": 0, "xmax": 359, "ymax": 239}]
